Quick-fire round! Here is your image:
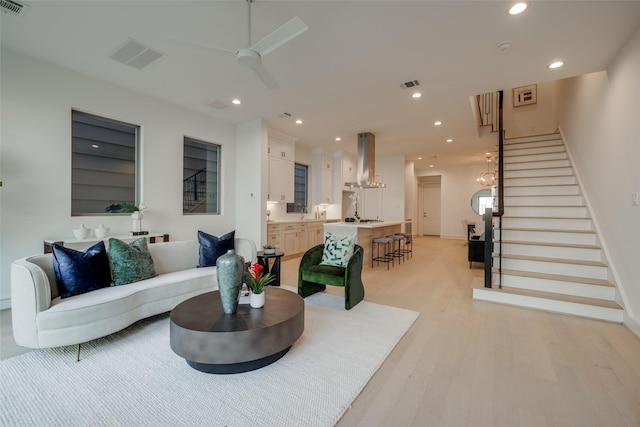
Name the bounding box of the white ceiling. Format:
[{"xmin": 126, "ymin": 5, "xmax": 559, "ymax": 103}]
[{"xmin": 2, "ymin": 1, "xmax": 640, "ymax": 168}]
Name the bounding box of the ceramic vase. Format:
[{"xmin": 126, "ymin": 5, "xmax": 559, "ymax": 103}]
[
  {"xmin": 250, "ymin": 291, "xmax": 265, "ymax": 309},
  {"xmin": 216, "ymin": 249, "xmax": 245, "ymax": 314}
]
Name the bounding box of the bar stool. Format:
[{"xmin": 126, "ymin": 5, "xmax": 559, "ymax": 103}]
[
  {"xmin": 386, "ymin": 234, "xmax": 406, "ymax": 264},
  {"xmin": 395, "ymin": 233, "xmax": 412, "ymax": 259},
  {"xmin": 372, "ymin": 237, "xmax": 394, "ymax": 269}
]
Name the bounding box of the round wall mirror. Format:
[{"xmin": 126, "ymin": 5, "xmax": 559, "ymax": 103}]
[{"xmin": 471, "ymin": 189, "xmax": 493, "ymax": 215}]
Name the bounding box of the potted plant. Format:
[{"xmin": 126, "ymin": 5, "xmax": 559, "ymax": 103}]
[{"xmin": 245, "ymin": 263, "xmax": 274, "ymax": 308}]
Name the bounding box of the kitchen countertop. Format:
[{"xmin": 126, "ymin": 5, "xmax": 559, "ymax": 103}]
[
  {"xmin": 267, "ymin": 219, "xmax": 339, "ymax": 224},
  {"xmin": 324, "ymin": 221, "xmax": 406, "ymax": 229}
]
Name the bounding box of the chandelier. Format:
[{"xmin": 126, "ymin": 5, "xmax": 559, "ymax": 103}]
[{"xmin": 476, "ymin": 155, "xmax": 496, "ymax": 187}]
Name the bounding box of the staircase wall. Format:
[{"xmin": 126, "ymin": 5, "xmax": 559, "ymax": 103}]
[{"xmin": 556, "ymin": 26, "xmax": 640, "ymax": 335}]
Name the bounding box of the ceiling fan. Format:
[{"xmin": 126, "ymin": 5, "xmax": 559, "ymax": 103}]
[{"xmin": 173, "ymin": 0, "xmax": 307, "ymax": 90}]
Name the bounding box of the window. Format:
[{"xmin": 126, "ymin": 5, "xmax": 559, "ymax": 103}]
[
  {"xmin": 287, "ymin": 163, "xmax": 308, "ymax": 213},
  {"xmin": 71, "ymin": 110, "xmax": 139, "ymax": 215},
  {"xmin": 183, "ymin": 137, "xmax": 221, "ymax": 214}
]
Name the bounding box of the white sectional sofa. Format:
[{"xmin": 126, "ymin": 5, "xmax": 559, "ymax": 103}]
[{"xmin": 10, "ymin": 238, "xmax": 256, "ymax": 350}]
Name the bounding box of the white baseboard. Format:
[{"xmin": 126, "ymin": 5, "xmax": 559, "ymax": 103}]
[{"xmin": 623, "ymin": 312, "xmax": 640, "ymax": 339}]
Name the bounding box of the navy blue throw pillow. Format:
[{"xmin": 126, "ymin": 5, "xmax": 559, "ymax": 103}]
[
  {"xmin": 198, "ymin": 230, "xmax": 235, "ymax": 268},
  {"xmin": 52, "ymin": 241, "xmax": 112, "ymax": 299}
]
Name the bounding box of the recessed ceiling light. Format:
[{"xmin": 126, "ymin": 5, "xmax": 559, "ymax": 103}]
[
  {"xmin": 231, "ymin": 98, "xmax": 241, "ymax": 105},
  {"xmin": 485, "ymin": 152, "xmax": 491, "ymax": 155},
  {"xmin": 295, "ymin": 119, "xmax": 302, "ymax": 124},
  {"xmin": 434, "ymin": 121, "xmax": 442, "ymax": 126},
  {"xmin": 418, "ymin": 157, "xmax": 423, "ymax": 160},
  {"xmin": 509, "ymin": 2, "xmax": 527, "ymax": 15},
  {"xmin": 91, "ymin": 144, "xmax": 99, "ymax": 149},
  {"xmin": 412, "ymin": 92, "xmax": 422, "ymax": 99},
  {"xmin": 335, "ymin": 137, "xmax": 341, "ymax": 141},
  {"xmin": 446, "ymin": 138, "xmax": 453, "ymax": 143},
  {"xmin": 429, "ymin": 164, "xmax": 434, "ymax": 168},
  {"xmin": 548, "ymin": 61, "xmax": 564, "ymax": 69}
]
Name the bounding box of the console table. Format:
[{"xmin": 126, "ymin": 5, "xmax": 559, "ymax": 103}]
[{"xmin": 170, "ymin": 288, "xmax": 304, "ymax": 374}]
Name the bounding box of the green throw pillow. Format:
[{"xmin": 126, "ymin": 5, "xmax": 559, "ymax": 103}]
[
  {"xmin": 107, "ymin": 238, "xmax": 157, "ymax": 286},
  {"xmin": 320, "ymin": 233, "xmax": 355, "ymax": 268}
]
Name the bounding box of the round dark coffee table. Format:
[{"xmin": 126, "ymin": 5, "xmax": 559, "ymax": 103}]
[{"xmin": 170, "ymin": 287, "xmax": 304, "ymax": 374}]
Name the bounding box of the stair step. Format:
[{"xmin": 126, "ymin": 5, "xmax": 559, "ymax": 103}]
[
  {"xmin": 496, "ymin": 253, "xmax": 607, "ymax": 267},
  {"xmin": 504, "ymin": 185, "xmax": 580, "ymax": 196},
  {"xmin": 504, "ymin": 159, "xmax": 571, "ymax": 170},
  {"xmin": 503, "ymin": 152, "xmax": 568, "ymax": 163},
  {"xmin": 504, "ymin": 176, "xmax": 578, "ymax": 186},
  {"xmin": 494, "ymin": 268, "xmax": 615, "ymax": 287},
  {"xmin": 504, "ymin": 134, "xmax": 562, "ymax": 144},
  {"xmin": 503, "ymin": 194, "xmax": 585, "ymax": 206},
  {"xmin": 496, "ymin": 256, "xmax": 608, "ymax": 279},
  {"xmin": 495, "ymin": 270, "xmax": 615, "ymax": 300},
  {"xmin": 472, "ymin": 285, "xmax": 623, "ymax": 323},
  {"xmin": 500, "ymin": 228, "xmax": 596, "ymax": 246},
  {"xmin": 504, "ymin": 206, "xmax": 588, "ymax": 217},
  {"xmin": 503, "ymin": 168, "xmax": 574, "ymax": 178},
  {"xmin": 497, "ymin": 242, "xmax": 603, "ymax": 261},
  {"xmin": 499, "ymin": 239, "xmax": 599, "ymax": 249},
  {"xmin": 500, "ymin": 216, "xmax": 593, "ymax": 230},
  {"xmin": 504, "ymin": 144, "xmax": 565, "ymax": 156}
]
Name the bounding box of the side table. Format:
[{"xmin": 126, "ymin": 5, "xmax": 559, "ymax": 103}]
[{"xmin": 256, "ymin": 251, "xmax": 284, "ymax": 286}]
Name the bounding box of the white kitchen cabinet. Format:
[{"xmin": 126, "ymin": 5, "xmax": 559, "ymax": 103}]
[
  {"xmin": 342, "ymin": 153, "xmax": 357, "ymax": 188},
  {"xmin": 268, "ymin": 135, "xmax": 294, "ymax": 160},
  {"xmin": 268, "ymin": 156, "xmax": 294, "ymax": 202},
  {"xmin": 312, "ymin": 150, "xmax": 333, "ymax": 205},
  {"xmin": 267, "ymin": 130, "xmax": 296, "ymax": 203}
]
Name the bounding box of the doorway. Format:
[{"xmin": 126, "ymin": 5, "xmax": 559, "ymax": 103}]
[{"xmin": 418, "ymin": 176, "xmax": 441, "ymax": 236}]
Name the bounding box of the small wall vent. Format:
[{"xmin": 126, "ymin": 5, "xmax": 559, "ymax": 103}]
[{"xmin": 1, "ymin": 0, "xmax": 27, "ymax": 15}]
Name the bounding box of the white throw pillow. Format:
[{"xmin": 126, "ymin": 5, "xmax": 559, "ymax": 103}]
[{"xmin": 320, "ymin": 233, "xmax": 355, "ymax": 267}]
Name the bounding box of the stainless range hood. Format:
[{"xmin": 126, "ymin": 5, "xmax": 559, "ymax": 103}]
[{"xmin": 344, "ymin": 132, "xmax": 386, "ymax": 189}]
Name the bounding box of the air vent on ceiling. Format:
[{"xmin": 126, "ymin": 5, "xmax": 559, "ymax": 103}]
[
  {"xmin": 277, "ymin": 112, "xmax": 293, "ymax": 119},
  {"xmin": 109, "ymin": 38, "xmax": 166, "ymax": 70},
  {"xmin": 401, "ymin": 80, "xmax": 420, "ymax": 89},
  {"xmin": 207, "ymin": 100, "xmax": 230, "ymax": 110},
  {"xmin": 1, "ymin": 0, "xmax": 27, "ymax": 15}
]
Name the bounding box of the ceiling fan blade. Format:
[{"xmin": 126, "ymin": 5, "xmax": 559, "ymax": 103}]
[
  {"xmin": 250, "ymin": 16, "xmax": 308, "ymax": 57},
  {"xmin": 165, "ymin": 37, "xmax": 237, "ymax": 56},
  {"xmin": 251, "ymin": 62, "xmax": 279, "ymax": 90}
]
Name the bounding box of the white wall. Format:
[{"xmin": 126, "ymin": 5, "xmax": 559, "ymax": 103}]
[
  {"xmin": 503, "ymin": 80, "xmax": 559, "ymax": 138},
  {"xmin": 235, "ymin": 120, "xmax": 268, "ymax": 247},
  {"xmin": 0, "ymin": 49, "xmax": 251, "ymax": 307},
  {"xmin": 416, "ymin": 163, "xmax": 487, "ymax": 239},
  {"xmin": 556, "ymin": 26, "xmax": 640, "ymax": 330}
]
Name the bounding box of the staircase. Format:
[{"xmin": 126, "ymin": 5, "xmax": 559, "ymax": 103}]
[{"xmin": 473, "ymin": 133, "xmax": 624, "ymax": 322}]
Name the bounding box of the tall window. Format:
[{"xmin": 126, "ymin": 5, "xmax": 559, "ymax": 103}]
[
  {"xmin": 71, "ymin": 110, "xmax": 139, "ymax": 215},
  {"xmin": 287, "ymin": 163, "xmax": 308, "ymax": 213},
  {"xmin": 183, "ymin": 137, "xmax": 221, "ymax": 214}
]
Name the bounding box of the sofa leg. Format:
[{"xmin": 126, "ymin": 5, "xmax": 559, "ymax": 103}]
[{"xmin": 76, "ymin": 343, "xmax": 81, "ymax": 362}]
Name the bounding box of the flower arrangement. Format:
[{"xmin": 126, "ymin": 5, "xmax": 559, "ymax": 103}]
[
  {"xmin": 348, "ymin": 193, "xmax": 360, "ymax": 220},
  {"xmin": 245, "ymin": 263, "xmax": 274, "ymax": 294}
]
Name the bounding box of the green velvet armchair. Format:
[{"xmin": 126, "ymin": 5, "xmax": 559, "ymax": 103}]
[{"xmin": 298, "ymin": 244, "xmax": 364, "ymax": 310}]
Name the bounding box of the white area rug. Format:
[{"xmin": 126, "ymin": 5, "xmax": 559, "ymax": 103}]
[{"xmin": 1, "ymin": 289, "xmax": 418, "ymax": 426}]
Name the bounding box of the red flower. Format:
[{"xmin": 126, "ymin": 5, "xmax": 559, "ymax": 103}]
[{"xmin": 245, "ymin": 262, "xmax": 274, "ymax": 294}]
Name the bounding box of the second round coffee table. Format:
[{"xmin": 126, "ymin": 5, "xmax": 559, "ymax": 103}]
[{"xmin": 170, "ymin": 287, "xmax": 304, "ymax": 374}]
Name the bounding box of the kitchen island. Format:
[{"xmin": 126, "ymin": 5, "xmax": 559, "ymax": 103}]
[{"xmin": 323, "ymin": 221, "xmax": 406, "ymax": 266}]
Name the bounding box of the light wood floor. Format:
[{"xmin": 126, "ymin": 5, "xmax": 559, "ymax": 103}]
[{"xmin": 2, "ymin": 236, "xmax": 639, "ymax": 426}]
